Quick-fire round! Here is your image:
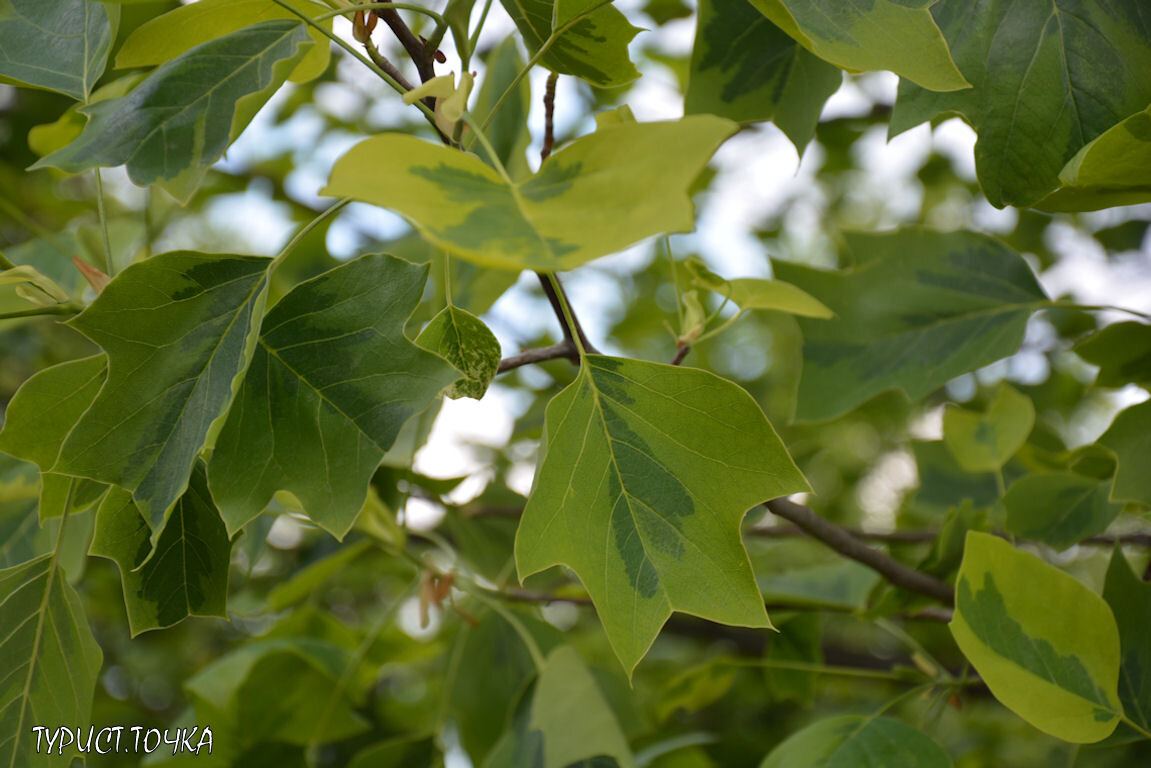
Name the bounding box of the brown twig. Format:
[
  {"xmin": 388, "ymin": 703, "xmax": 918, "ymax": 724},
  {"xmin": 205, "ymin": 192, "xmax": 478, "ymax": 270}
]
[
  {"xmin": 765, "ymin": 498, "xmax": 955, "ymax": 606},
  {"xmin": 498, "ymin": 340, "xmax": 580, "ymax": 372},
  {"xmin": 541, "ymin": 71, "xmax": 559, "ymax": 163},
  {"xmin": 362, "ymin": 40, "xmax": 417, "ymax": 91},
  {"xmin": 671, "ymin": 343, "xmax": 691, "ymax": 366},
  {"xmin": 372, "ymin": 2, "xmax": 436, "ymax": 84}
]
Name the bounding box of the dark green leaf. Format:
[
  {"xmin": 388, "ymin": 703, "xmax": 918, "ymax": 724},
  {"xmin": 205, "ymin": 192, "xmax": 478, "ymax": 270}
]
[
  {"xmin": 1074, "ymin": 322, "xmax": 1151, "ymax": 388},
  {"xmin": 89, "ymin": 464, "xmax": 233, "ymax": 635},
  {"xmin": 415, "ymin": 305, "xmax": 501, "ymax": 400},
  {"xmin": 760, "ymin": 714, "xmax": 952, "ymax": 768},
  {"xmin": 0, "ymin": 0, "xmax": 117, "ymax": 100},
  {"xmin": 207, "ymin": 254, "xmax": 457, "ymax": 538},
  {"xmin": 1003, "ymin": 472, "xmax": 1121, "ymax": 550},
  {"xmin": 764, "ymin": 613, "xmax": 822, "ymax": 705},
  {"xmin": 1097, "ymin": 399, "xmax": 1151, "ymax": 505},
  {"xmin": 33, "ymin": 20, "xmax": 313, "ymax": 187},
  {"xmin": 909, "ymin": 441, "xmax": 1000, "ymax": 517},
  {"xmin": 686, "ymin": 0, "xmax": 841, "ymax": 152},
  {"xmin": 775, "ymin": 230, "xmax": 1049, "ymax": 422},
  {"xmin": 1102, "ymin": 549, "xmax": 1151, "ymax": 732}
]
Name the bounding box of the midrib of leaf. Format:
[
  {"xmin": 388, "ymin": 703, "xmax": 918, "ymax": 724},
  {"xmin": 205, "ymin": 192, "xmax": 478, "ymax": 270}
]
[
  {"xmin": 7, "ymin": 480, "xmax": 76, "ymax": 768},
  {"xmin": 119, "ymin": 24, "xmax": 304, "ymax": 169},
  {"xmin": 832, "ymin": 299, "xmax": 1050, "ymax": 344}
]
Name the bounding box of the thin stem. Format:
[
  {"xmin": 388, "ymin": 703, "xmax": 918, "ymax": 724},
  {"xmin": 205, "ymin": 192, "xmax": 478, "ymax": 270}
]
[
  {"xmin": 724, "ymin": 657, "xmax": 911, "ymax": 682},
  {"xmin": 666, "ymin": 236, "xmax": 684, "ymax": 331},
  {"xmin": 995, "ymin": 469, "xmax": 1007, "ymax": 498},
  {"xmin": 545, "ymin": 272, "xmax": 586, "ymax": 357},
  {"xmin": 468, "ymin": 0, "xmax": 495, "ymax": 55},
  {"xmin": 461, "ymin": 111, "xmax": 513, "ymax": 183},
  {"xmin": 498, "ymin": 340, "xmax": 580, "ymax": 372},
  {"xmin": 442, "ymin": 251, "xmax": 454, "ymax": 306},
  {"xmin": 310, "ymin": 2, "xmax": 446, "ymax": 26},
  {"xmin": 1052, "ymin": 301, "xmax": 1151, "ymax": 321},
  {"xmin": 693, "ymin": 307, "xmax": 744, "ymax": 344},
  {"xmin": 541, "ymin": 72, "xmax": 558, "ymax": 163},
  {"xmin": 273, "ymin": 198, "xmax": 351, "ymax": 267},
  {"xmin": 459, "ymin": 581, "xmax": 546, "ymax": 672},
  {"xmin": 0, "ymin": 304, "xmax": 82, "ymax": 320},
  {"xmin": 1120, "ymin": 714, "xmax": 1151, "ymax": 741},
  {"xmin": 93, "ymin": 169, "xmax": 114, "ymax": 276},
  {"xmin": 371, "ymin": 0, "xmax": 437, "ymax": 85},
  {"xmin": 875, "ymin": 617, "xmax": 952, "ymax": 683},
  {"xmin": 363, "ymin": 39, "xmax": 418, "ymax": 92}
]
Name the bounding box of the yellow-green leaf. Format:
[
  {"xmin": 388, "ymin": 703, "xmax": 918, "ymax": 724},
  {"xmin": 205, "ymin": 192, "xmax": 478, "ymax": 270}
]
[{"xmin": 943, "ymin": 385, "xmax": 1034, "ymax": 473}]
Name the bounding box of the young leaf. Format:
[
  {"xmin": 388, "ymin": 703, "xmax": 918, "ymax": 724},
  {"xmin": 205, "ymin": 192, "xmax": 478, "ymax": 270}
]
[
  {"xmin": 759, "ymin": 714, "xmax": 952, "ymax": 768},
  {"xmin": 531, "ymin": 646, "xmax": 636, "ymax": 768},
  {"xmin": 1039, "ymin": 106, "xmax": 1151, "ymax": 211},
  {"xmin": 515, "ymin": 356, "xmax": 808, "ymax": 674},
  {"xmin": 682, "ymin": 258, "xmax": 833, "ymax": 318},
  {"xmin": 943, "ymin": 385, "xmax": 1034, "ymax": 473},
  {"xmin": 207, "ymin": 254, "xmax": 458, "ymax": 539},
  {"xmin": 1102, "ymin": 549, "xmax": 1151, "ymax": 733},
  {"xmin": 114, "ymin": 0, "xmax": 331, "ymax": 84},
  {"xmin": 52, "ymin": 253, "xmax": 271, "ymax": 535},
  {"xmin": 0, "ymin": 553, "xmax": 103, "ymax": 768},
  {"xmin": 33, "ymin": 20, "xmax": 313, "ymax": 187},
  {"xmin": 950, "ymin": 532, "xmax": 1122, "ymax": 743},
  {"xmin": 415, "ymin": 305, "xmax": 502, "ymax": 400},
  {"xmin": 89, "ymin": 465, "xmax": 233, "ymax": 636},
  {"xmin": 499, "ymin": 0, "xmax": 641, "ymax": 87},
  {"xmin": 0, "ymin": 0, "xmax": 117, "ymax": 100},
  {"xmin": 746, "ymin": 0, "xmax": 967, "ymax": 92},
  {"xmin": 892, "ymin": 0, "xmax": 1151, "ymax": 208},
  {"xmin": 1074, "ymin": 322, "xmax": 1151, "ymax": 388},
  {"xmin": 1003, "ymin": 472, "xmax": 1121, "ymax": 551},
  {"xmin": 1096, "ymin": 399, "xmax": 1151, "ymax": 506},
  {"xmin": 775, "ymin": 230, "xmax": 1049, "ymax": 422},
  {"xmin": 686, "ymin": 0, "xmax": 841, "ymax": 152},
  {"xmin": 322, "ymin": 117, "xmax": 738, "ymax": 271}
]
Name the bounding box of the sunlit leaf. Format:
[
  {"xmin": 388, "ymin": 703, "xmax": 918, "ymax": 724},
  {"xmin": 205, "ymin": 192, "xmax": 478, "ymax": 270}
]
[
  {"xmin": 950, "ymin": 532, "xmax": 1121, "ymax": 743},
  {"xmin": 499, "ymin": 0, "xmax": 641, "ymax": 87},
  {"xmin": 207, "ymin": 254, "xmax": 457, "ymax": 539},
  {"xmin": 686, "ymin": 0, "xmax": 841, "ymax": 152},
  {"xmin": 682, "ymin": 258, "xmax": 833, "ymax": 318},
  {"xmin": 33, "ymin": 21, "xmax": 313, "ymax": 187},
  {"xmin": 89, "ymin": 465, "xmax": 233, "ymax": 635},
  {"xmin": 943, "ymin": 385, "xmax": 1034, "ymax": 473},
  {"xmin": 1102, "ymin": 549, "xmax": 1151, "ymax": 733},
  {"xmin": 775, "ymin": 230, "xmax": 1049, "ymax": 422},
  {"xmin": 746, "ymin": 0, "xmax": 967, "ymax": 92},
  {"xmin": 1003, "ymin": 472, "xmax": 1121, "ymax": 551},
  {"xmin": 0, "ymin": 0, "xmax": 117, "ymax": 100},
  {"xmin": 415, "ymin": 305, "xmax": 501, "ymax": 400},
  {"xmin": 892, "ymin": 0, "xmax": 1151, "ymax": 208},
  {"xmin": 322, "ymin": 117, "xmax": 738, "ymax": 271},
  {"xmin": 1096, "ymin": 399, "xmax": 1151, "ymax": 505},
  {"xmin": 759, "ymin": 714, "xmax": 952, "ymax": 768},
  {"xmin": 516, "ymin": 356, "xmax": 808, "ymax": 673},
  {"xmin": 0, "ymin": 553, "xmax": 103, "ymax": 767},
  {"xmin": 115, "ymin": 0, "xmax": 331, "ymax": 84}
]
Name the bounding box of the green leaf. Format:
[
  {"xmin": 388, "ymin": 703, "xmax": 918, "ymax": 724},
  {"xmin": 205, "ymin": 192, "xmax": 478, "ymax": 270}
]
[
  {"xmin": 764, "ymin": 613, "xmax": 822, "ymax": 705},
  {"xmin": 1102, "ymin": 549, "xmax": 1151, "ymax": 733},
  {"xmin": 321, "ymin": 117, "xmax": 738, "ymax": 271},
  {"xmin": 499, "ymin": 0, "xmax": 641, "ymax": 87},
  {"xmin": 1074, "ymin": 322, "xmax": 1151, "ymax": 388},
  {"xmin": 943, "ymin": 385, "xmax": 1034, "ymax": 473},
  {"xmin": 686, "ymin": 0, "xmax": 841, "ymax": 152},
  {"xmin": 1096, "ymin": 399, "xmax": 1151, "ymax": 505},
  {"xmin": 950, "ymin": 531, "xmax": 1121, "ymax": 743},
  {"xmin": 682, "ymin": 258, "xmax": 833, "ymax": 318},
  {"xmin": 774, "ymin": 230, "xmax": 1049, "ymax": 422},
  {"xmin": 89, "ymin": 464, "xmax": 233, "ymax": 635},
  {"xmin": 531, "ymin": 646, "xmax": 636, "ymax": 768},
  {"xmin": 515, "ymin": 356, "xmax": 808, "ymax": 673},
  {"xmin": 892, "ymin": 1, "xmax": 1151, "ymax": 208},
  {"xmin": 746, "ymin": 0, "xmax": 967, "ymax": 92},
  {"xmin": 52, "ymin": 253, "xmax": 270, "ymax": 534},
  {"xmin": 1038, "ymin": 106, "xmax": 1151, "ymax": 211},
  {"xmin": 415, "ymin": 305, "xmax": 501, "ymax": 400},
  {"xmin": 348, "ymin": 735, "xmax": 437, "ymax": 768},
  {"xmin": 468, "ymin": 36, "xmax": 534, "ymax": 181},
  {"xmin": 658, "ymin": 657, "xmax": 736, "ymax": 721},
  {"xmin": 207, "ymin": 254, "xmax": 457, "ymax": 539},
  {"xmin": 0, "ymin": 553, "xmax": 103, "ymax": 768},
  {"xmin": 1003, "ymin": 472, "xmax": 1121, "ymax": 550},
  {"xmin": 265, "ymin": 540, "xmax": 372, "ymax": 612},
  {"xmin": 0, "ymin": 457, "xmax": 94, "ymax": 578},
  {"xmin": 115, "ymin": 0, "xmax": 331, "ymax": 84},
  {"xmin": 0, "ymin": 0, "xmax": 117, "ymax": 100},
  {"xmin": 756, "ymin": 560, "xmax": 880, "ymax": 611},
  {"xmin": 909, "ymin": 441, "xmax": 1000, "ymax": 517},
  {"xmin": 759, "ymin": 714, "xmax": 952, "ymax": 768},
  {"xmin": 33, "ymin": 20, "xmax": 313, "ymax": 188}
]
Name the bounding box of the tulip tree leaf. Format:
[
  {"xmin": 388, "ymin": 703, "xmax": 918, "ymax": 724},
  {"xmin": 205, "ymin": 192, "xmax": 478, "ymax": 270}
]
[
  {"xmin": 760, "ymin": 714, "xmax": 952, "ymax": 768},
  {"xmin": 682, "ymin": 258, "xmax": 833, "ymax": 318},
  {"xmin": 321, "ymin": 117, "xmax": 738, "ymax": 271},
  {"xmin": 531, "ymin": 646, "xmax": 635, "ymax": 768},
  {"xmin": 745, "ymin": 0, "xmax": 967, "ymax": 92},
  {"xmin": 90, "ymin": 465, "xmax": 233, "ymax": 636},
  {"xmin": 515, "ymin": 356, "xmax": 808, "ymax": 674},
  {"xmin": 774, "ymin": 230, "xmax": 1049, "ymax": 422},
  {"xmin": 892, "ymin": 0, "xmax": 1151, "ymax": 208},
  {"xmin": 1102, "ymin": 549, "xmax": 1151, "ymax": 733},
  {"xmin": 499, "ymin": 0, "xmax": 641, "ymax": 87},
  {"xmin": 207, "ymin": 254, "xmax": 458, "ymax": 539},
  {"xmin": 33, "ymin": 20, "xmax": 313, "ymax": 187},
  {"xmin": 950, "ymin": 532, "xmax": 1122, "ymax": 743},
  {"xmin": 52, "ymin": 253, "xmax": 271, "ymax": 535},
  {"xmin": 1096, "ymin": 399, "xmax": 1151, "ymax": 505},
  {"xmin": 1003, "ymin": 472, "xmax": 1121, "ymax": 551},
  {"xmin": 0, "ymin": 553, "xmax": 103, "ymax": 768},
  {"xmin": 1074, "ymin": 322, "xmax": 1151, "ymax": 388},
  {"xmin": 1038, "ymin": 106, "xmax": 1151, "ymax": 211},
  {"xmin": 115, "ymin": 0, "xmax": 331, "ymax": 84},
  {"xmin": 686, "ymin": 0, "xmax": 841, "ymax": 152},
  {"xmin": 0, "ymin": 0, "xmax": 117, "ymax": 100},
  {"xmin": 468, "ymin": 36, "xmax": 534, "ymax": 181},
  {"xmin": 415, "ymin": 306, "xmax": 501, "ymax": 400},
  {"xmin": 943, "ymin": 385, "xmax": 1034, "ymax": 473}
]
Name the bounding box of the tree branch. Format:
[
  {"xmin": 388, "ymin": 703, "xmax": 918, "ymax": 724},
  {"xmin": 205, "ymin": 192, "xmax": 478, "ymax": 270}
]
[
  {"xmin": 498, "ymin": 340, "xmax": 580, "ymax": 372},
  {"xmin": 765, "ymin": 498, "xmax": 955, "ymax": 606},
  {"xmin": 372, "ymin": 1, "xmax": 437, "ymax": 84}
]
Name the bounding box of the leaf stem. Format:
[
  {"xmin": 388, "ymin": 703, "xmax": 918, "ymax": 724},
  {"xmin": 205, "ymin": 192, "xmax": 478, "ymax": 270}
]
[
  {"xmin": 461, "ymin": 111, "xmax": 513, "ymax": 183},
  {"xmin": 666, "ymin": 236, "xmax": 685, "ymax": 332},
  {"xmin": 93, "ymin": 169, "xmax": 114, "ymax": 276},
  {"xmin": 724, "ymin": 657, "xmax": 912, "ymax": 682},
  {"xmin": 0, "ymin": 304, "xmax": 82, "ymax": 320},
  {"xmin": 1120, "ymin": 714, "xmax": 1151, "ymax": 741},
  {"xmin": 544, "ymin": 272, "xmax": 586, "ymax": 357},
  {"xmin": 310, "ymin": 2, "xmax": 446, "ymax": 26},
  {"xmin": 272, "ymin": 197, "xmax": 351, "ymax": 268},
  {"xmin": 458, "ymin": 580, "xmax": 547, "ymax": 672},
  {"xmin": 1052, "ymin": 301, "xmax": 1151, "ymax": 321},
  {"xmin": 468, "ymin": 0, "xmax": 495, "ymax": 56}
]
